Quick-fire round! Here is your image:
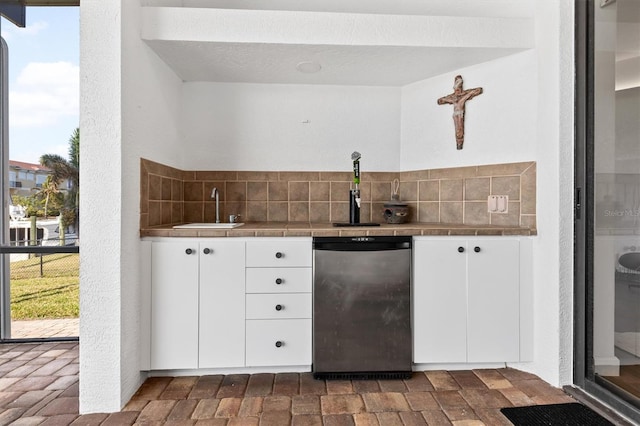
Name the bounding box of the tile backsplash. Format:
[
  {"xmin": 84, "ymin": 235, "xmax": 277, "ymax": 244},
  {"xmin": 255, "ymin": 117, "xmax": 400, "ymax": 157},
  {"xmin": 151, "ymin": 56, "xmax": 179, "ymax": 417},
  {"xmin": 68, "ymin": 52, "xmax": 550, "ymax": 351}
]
[{"xmin": 140, "ymin": 159, "xmax": 536, "ymax": 230}]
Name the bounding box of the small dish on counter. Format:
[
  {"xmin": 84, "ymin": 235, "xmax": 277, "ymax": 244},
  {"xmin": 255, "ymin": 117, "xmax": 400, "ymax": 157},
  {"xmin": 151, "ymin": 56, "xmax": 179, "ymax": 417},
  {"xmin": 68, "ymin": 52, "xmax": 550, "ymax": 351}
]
[{"xmin": 173, "ymin": 223, "xmax": 245, "ymax": 229}]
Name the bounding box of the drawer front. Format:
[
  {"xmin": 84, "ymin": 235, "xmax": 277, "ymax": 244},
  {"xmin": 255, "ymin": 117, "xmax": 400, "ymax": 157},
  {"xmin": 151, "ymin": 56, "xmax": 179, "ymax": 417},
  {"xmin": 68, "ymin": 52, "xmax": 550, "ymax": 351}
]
[
  {"xmin": 246, "ymin": 294, "xmax": 312, "ymax": 319},
  {"xmin": 246, "ymin": 268, "xmax": 312, "ymax": 294},
  {"xmin": 246, "ymin": 319, "xmax": 311, "ymax": 366},
  {"xmin": 246, "ymin": 241, "xmax": 312, "ymax": 267}
]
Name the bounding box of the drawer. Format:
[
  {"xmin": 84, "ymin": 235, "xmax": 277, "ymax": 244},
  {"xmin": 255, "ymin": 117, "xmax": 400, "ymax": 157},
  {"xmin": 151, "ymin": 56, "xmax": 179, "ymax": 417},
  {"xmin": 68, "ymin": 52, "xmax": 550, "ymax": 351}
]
[
  {"xmin": 246, "ymin": 319, "xmax": 311, "ymax": 366},
  {"xmin": 246, "ymin": 240, "xmax": 312, "ymax": 267},
  {"xmin": 246, "ymin": 268, "xmax": 312, "ymax": 294},
  {"xmin": 246, "ymin": 294, "xmax": 312, "ymax": 319}
]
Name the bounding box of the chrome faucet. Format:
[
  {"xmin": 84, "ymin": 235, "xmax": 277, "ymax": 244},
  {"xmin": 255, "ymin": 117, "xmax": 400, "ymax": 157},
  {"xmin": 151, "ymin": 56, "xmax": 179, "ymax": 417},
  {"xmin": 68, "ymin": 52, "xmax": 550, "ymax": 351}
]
[{"xmin": 211, "ymin": 187, "xmax": 220, "ymax": 223}]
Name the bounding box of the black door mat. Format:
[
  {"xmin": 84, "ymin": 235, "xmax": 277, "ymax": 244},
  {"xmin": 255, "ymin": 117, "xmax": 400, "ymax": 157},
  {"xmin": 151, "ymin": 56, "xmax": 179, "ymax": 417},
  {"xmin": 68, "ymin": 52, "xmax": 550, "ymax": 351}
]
[{"xmin": 500, "ymin": 403, "xmax": 615, "ymax": 426}]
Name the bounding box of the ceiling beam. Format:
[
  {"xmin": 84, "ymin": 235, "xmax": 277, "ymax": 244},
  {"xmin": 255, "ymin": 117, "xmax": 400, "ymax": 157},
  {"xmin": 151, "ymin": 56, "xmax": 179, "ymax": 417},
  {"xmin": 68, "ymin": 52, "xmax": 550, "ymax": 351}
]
[
  {"xmin": 1, "ymin": 0, "xmax": 78, "ymax": 28},
  {"xmin": 0, "ymin": 1, "xmax": 26, "ymax": 27}
]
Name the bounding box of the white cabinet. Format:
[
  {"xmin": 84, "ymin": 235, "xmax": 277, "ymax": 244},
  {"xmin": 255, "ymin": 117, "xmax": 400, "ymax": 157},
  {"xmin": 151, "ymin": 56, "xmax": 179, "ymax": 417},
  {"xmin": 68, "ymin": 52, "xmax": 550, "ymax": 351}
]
[
  {"xmin": 147, "ymin": 237, "xmax": 312, "ymax": 371},
  {"xmin": 149, "ymin": 239, "xmax": 245, "ymax": 370},
  {"xmin": 413, "ymin": 239, "xmax": 467, "ymax": 363},
  {"xmin": 149, "ymin": 235, "xmax": 527, "ymax": 371},
  {"xmin": 150, "ymin": 241, "xmax": 199, "ymax": 370},
  {"xmin": 245, "ymin": 239, "xmax": 312, "ymax": 367},
  {"xmin": 246, "ymin": 319, "xmax": 312, "ymax": 366},
  {"xmin": 413, "ymin": 237, "xmax": 525, "ymax": 364},
  {"xmin": 466, "ymin": 240, "xmax": 520, "ymax": 362},
  {"xmin": 246, "ymin": 294, "xmax": 312, "ymax": 320},
  {"xmin": 246, "ymin": 240, "xmax": 312, "ymax": 268},
  {"xmin": 199, "ymin": 240, "xmax": 245, "ymax": 368},
  {"xmin": 246, "ymin": 268, "xmax": 312, "ymax": 293}
]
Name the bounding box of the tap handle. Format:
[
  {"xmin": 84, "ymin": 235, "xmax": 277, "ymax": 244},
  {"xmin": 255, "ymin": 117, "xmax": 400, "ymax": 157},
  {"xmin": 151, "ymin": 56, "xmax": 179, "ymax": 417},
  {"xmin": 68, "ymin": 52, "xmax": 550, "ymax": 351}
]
[{"xmin": 353, "ymin": 159, "xmax": 360, "ymax": 184}]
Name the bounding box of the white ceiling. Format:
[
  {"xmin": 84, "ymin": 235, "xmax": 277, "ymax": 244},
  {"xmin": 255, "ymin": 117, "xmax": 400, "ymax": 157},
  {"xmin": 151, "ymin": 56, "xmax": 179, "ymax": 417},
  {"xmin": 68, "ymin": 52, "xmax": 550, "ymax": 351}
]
[
  {"xmin": 141, "ymin": 1, "xmax": 534, "ymax": 86},
  {"xmin": 139, "ymin": 0, "xmax": 639, "ymax": 88},
  {"xmin": 145, "ymin": 41, "xmax": 527, "ymax": 87}
]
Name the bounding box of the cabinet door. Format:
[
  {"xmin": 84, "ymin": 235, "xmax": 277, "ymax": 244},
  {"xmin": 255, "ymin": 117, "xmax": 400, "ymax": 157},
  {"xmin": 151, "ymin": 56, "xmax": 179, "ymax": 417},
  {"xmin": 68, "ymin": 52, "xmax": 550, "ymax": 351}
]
[
  {"xmin": 246, "ymin": 267, "xmax": 312, "ymax": 293},
  {"xmin": 199, "ymin": 240, "xmax": 246, "ymax": 368},
  {"xmin": 151, "ymin": 241, "xmax": 199, "ymax": 369},
  {"xmin": 246, "ymin": 319, "xmax": 312, "ymax": 366},
  {"xmin": 246, "ymin": 240, "xmax": 312, "ymax": 267},
  {"xmin": 246, "ymin": 293, "xmax": 312, "ymax": 319},
  {"xmin": 413, "ymin": 239, "xmax": 467, "ymax": 363},
  {"xmin": 467, "ymin": 239, "xmax": 520, "ymax": 362}
]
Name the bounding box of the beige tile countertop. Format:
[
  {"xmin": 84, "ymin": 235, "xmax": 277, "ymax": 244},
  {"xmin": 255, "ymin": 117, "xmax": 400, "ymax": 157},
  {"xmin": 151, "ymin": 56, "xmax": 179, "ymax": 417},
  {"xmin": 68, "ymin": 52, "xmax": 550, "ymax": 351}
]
[{"xmin": 141, "ymin": 222, "xmax": 537, "ymax": 238}]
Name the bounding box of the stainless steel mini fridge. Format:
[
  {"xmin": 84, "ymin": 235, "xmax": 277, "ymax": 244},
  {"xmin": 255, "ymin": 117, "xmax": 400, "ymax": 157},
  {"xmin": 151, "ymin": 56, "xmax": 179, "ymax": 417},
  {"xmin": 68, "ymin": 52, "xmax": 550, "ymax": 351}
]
[{"xmin": 312, "ymin": 236, "xmax": 412, "ymax": 380}]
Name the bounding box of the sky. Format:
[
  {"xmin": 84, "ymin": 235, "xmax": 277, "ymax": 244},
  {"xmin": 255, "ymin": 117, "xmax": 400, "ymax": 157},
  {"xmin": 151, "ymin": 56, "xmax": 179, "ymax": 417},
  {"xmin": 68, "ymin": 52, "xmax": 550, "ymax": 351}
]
[{"xmin": 1, "ymin": 6, "xmax": 79, "ymax": 165}]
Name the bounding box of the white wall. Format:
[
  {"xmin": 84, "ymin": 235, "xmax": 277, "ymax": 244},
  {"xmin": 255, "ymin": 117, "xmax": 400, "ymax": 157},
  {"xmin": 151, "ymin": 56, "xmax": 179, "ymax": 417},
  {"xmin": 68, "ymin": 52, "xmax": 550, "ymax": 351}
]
[
  {"xmin": 120, "ymin": 0, "xmax": 184, "ymax": 411},
  {"xmin": 400, "ymin": 50, "xmax": 537, "ymax": 170},
  {"xmin": 520, "ymin": 0, "xmax": 574, "ymax": 387},
  {"xmin": 181, "ymin": 83, "xmax": 401, "ymax": 171},
  {"xmin": 79, "ymin": 0, "xmax": 183, "ymax": 414},
  {"xmin": 556, "ymin": 0, "xmax": 577, "ymax": 388},
  {"xmin": 399, "ymin": 0, "xmax": 575, "ymax": 389},
  {"xmin": 181, "ymin": 47, "xmax": 540, "ymax": 174},
  {"xmin": 79, "ymin": 0, "xmax": 124, "ymax": 413}
]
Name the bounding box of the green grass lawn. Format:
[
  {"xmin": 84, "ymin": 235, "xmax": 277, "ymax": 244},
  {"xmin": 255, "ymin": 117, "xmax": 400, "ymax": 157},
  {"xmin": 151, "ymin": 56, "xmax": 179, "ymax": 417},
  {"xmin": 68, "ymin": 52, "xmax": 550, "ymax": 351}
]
[{"xmin": 10, "ymin": 253, "xmax": 79, "ymax": 320}]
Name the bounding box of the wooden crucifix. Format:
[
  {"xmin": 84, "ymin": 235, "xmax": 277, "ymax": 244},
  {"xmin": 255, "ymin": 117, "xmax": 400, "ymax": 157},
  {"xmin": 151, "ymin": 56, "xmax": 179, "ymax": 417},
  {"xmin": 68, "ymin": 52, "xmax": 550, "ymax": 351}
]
[{"xmin": 437, "ymin": 75, "xmax": 483, "ymax": 150}]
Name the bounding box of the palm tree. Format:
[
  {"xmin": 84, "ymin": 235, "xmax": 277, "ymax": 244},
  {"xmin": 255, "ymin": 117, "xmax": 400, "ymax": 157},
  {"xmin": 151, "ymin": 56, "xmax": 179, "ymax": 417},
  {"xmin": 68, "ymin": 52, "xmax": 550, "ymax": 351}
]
[
  {"xmin": 37, "ymin": 175, "xmax": 60, "ymax": 218},
  {"xmin": 40, "ymin": 128, "xmax": 80, "ymax": 236}
]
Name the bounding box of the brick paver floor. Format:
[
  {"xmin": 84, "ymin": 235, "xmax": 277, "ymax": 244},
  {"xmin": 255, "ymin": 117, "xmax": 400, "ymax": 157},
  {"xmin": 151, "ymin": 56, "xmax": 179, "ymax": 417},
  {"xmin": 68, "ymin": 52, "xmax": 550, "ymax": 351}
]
[
  {"xmin": 11, "ymin": 319, "xmax": 79, "ymax": 339},
  {"xmin": 0, "ymin": 341, "xmax": 582, "ymax": 425}
]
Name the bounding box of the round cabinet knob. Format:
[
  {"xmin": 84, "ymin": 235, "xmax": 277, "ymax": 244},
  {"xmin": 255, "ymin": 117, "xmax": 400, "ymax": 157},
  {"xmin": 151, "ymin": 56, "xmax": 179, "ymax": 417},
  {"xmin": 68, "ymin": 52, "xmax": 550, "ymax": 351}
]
[
  {"xmin": 275, "ymin": 278, "xmax": 283, "ymax": 285},
  {"xmin": 203, "ymin": 248, "xmax": 212, "ymax": 254},
  {"xmin": 275, "ymin": 304, "xmax": 283, "ymax": 311},
  {"xmin": 457, "ymin": 247, "xmax": 465, "ymax": 253},
  {"xmin": 474, "ymin": 246, "xmax": 481, "ymax": 253},
  {"xmin": 275, "ymin": 341, "xmax": 284, "ymax": 348},
  {"xmin": 185, "ymin": 248, "xmax": 193, "ymax": 255},
  {"xmin": 275, "ymin": 252, "xmax": 284, "ymax": 259}
]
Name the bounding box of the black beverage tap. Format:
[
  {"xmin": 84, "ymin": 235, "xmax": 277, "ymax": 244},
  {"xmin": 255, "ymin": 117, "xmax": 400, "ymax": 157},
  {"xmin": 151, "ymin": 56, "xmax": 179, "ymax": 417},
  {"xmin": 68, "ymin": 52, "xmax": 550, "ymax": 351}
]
[{"xmin": 350, "ymin": 151, "xmax": 361, "ymax": 224}]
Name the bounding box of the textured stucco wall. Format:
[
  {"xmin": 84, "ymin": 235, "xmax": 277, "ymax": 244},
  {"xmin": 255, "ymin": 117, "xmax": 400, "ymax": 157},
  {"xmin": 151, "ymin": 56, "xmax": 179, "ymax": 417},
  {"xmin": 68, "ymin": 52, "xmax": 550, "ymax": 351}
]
[
  {"xmin": 509, "ymin": 0, "xmax": 575, "ymax": 387},
  {"xmin": 79, "ymin": 0, "xmax": 124, "ymax": 413},
  {"xmin": 556, "ymin": 0, "xmax": 576, "ymax": 387},
  {"xmin": 120, "ymin": 0, "xmax": 183, "ymax": 410},
  {"xmin": 79, "ymin": 0, "xmax": 183, "ymax": 414}
]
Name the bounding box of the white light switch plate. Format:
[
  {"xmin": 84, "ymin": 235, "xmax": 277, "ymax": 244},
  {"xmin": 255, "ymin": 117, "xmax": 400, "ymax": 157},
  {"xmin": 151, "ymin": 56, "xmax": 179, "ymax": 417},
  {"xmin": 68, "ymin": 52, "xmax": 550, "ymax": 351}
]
[{"xmin": 488, "ymin": 195, "xmax": 509, "ymax": 214}]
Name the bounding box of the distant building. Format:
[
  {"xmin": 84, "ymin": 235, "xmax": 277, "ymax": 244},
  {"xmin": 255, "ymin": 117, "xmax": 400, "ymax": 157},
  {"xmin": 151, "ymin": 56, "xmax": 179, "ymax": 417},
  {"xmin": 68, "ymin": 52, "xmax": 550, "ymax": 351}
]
[{"xmin": 8, "ymin": 160, "xmax": 70, "ymax": 199}]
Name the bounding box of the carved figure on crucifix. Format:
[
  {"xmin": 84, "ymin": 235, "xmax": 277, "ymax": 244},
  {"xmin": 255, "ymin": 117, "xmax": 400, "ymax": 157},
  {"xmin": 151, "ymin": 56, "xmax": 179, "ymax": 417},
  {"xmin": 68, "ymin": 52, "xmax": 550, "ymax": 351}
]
[{"xmin": 437, "ymin": 75, "xmax": 483, "ymax": 150}]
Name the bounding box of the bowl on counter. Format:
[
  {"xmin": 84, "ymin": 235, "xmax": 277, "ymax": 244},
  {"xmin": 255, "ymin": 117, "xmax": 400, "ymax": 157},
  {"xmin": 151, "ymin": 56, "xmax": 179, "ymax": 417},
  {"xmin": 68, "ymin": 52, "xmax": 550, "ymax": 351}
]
[{"xmin": 383, "ymin": 201, "xmax": 409, "ymax": 224}]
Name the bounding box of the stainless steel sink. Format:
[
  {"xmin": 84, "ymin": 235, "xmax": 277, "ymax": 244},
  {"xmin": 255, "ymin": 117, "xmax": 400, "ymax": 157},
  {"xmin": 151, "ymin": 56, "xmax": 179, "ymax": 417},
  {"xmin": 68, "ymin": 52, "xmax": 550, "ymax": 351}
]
[{"xmin": 172, "ymin": 223, "xmax": 245, "ymax": 229}]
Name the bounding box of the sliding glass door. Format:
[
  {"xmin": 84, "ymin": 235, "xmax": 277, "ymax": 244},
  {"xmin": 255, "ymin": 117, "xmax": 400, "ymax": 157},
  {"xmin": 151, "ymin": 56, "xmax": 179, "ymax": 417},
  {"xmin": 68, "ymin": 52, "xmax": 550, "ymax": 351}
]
[{"xmin": 576, "ymin": 0, "xmax": 640, "ymax": 420}]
